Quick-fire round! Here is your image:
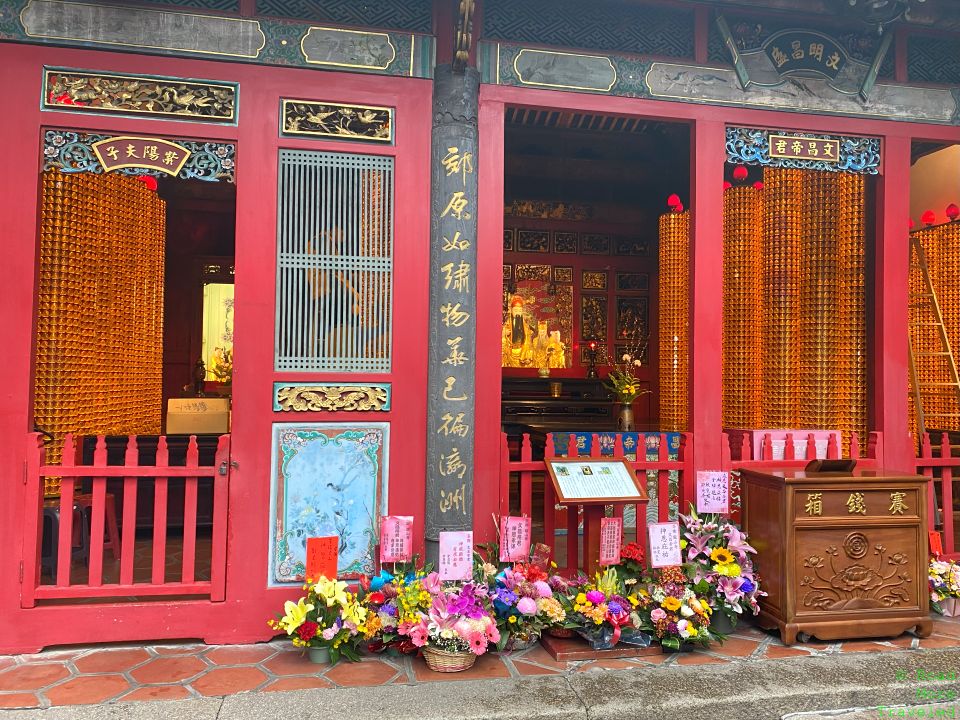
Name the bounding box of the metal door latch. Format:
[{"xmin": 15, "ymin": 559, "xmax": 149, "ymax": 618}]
[{"xmin": 218, "ymin": 460, "xmax": 239, "ymax": 476}]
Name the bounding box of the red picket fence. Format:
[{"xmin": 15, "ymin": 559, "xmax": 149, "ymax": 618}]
[
  {"xmin": 21, "ymin": 432, "xmax": 230, "ymax": 605},
  {"xmin": 916, "ymin": 432, "xmax": 960, "ymax": 560},
  {"xmin": 499, "ymin": 431, "xmax": 692, "ymax": 572},
  {"xmin": 721, "ymin": 431, "xmax": 882, "ymax": 522}
]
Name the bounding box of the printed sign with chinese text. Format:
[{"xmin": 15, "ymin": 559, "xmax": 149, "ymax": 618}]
[
  {"xmin": 380, "ymin": 515, "xmax": 414, "ymax": 564},
  {"xmin": 546, "ymin": 459, "xmax": 647, "ymax": 504},
  {"xmin": 696, "ymin": 471, "xmax": 730, "ymax": 514},
  {"xmin": 648, "ymin": 522, "xmax": 683, "ymax": 568},
  {"xmin": 599, "ymin": 517, "xmax": 623, "ymax": 566},
  {"xmin": 438, "ymin": 530, "xmax": 473, "ymax": 581},
  {"xmin": 499, "ymin": 516, "xmax": 532, "ymax": 562}
]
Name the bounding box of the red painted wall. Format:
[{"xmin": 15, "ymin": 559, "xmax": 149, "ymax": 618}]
[{"xmin": 0, "ymin": 42, "xmax": 432, "ymax": 651}]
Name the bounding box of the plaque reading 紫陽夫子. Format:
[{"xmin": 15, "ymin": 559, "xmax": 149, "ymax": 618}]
[{"xmin": 545, "ymin": 459, "xmax": 648, "ymax": 504}]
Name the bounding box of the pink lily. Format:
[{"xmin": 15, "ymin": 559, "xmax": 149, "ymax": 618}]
[
  {"xmin": 717, "ymin": 575, "xmax": 745, "ymax": 605},
  {"xmin": 684, "ymin": 533, "xmax": 711, "ymax": 561},
  {"xmin": 725, "ymin": 526, "xmax": 757, "ymax": 559}
]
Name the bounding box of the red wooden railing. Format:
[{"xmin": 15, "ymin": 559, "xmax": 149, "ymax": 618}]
[
  {"xmin": 916, "ymin": 432, "xmax": 960, "ymax": 560},
  {"xmin": 22, "ymin": 432, "xmax": 230, "ymax": 605},
  {"xmin": 499, "ymin": 431, "xmax": 692, "ymax": 572}
]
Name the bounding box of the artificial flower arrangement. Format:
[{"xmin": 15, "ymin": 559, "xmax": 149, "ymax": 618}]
[
  {"xmin": 644, "ymin": 565, "xmax": 717, "ymax": 652},
  {"xmin": 929, "ymin": 558, "xmax": 960, "ymax": 615},
  {"xmin": 680, "ymin": 506, "xmax": 765, "ymax": 629},
  {"xmin": 268, "ymin": 576, "xmax": 372, "ymax": 665},
  {"xmin": 567, "ymin": 567, "xmax": 651, "ymax": 650},
  {"xmin": 395, "ymin": 574, "xmax": 500, "ymax": 672}
]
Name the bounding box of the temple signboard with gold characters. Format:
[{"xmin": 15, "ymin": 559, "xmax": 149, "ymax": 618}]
[{"xmin": 92, "ymin": 136, "xmax": 192, "ymax": 176}]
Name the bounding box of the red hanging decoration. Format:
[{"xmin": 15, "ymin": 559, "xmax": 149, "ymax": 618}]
[
  {"xmin": 672, "ymin": 202, "xmax": 684, "ymax": 213},
  {"xmin": 946, "ymin": 203, "xmax": 959, "ymax": 220},
  {"xmin": 922, "ymin": 210, "xmax": 936, "ymax": 226},
  {"xmin": 732, "ymin": 166, "xmax": 748, "ymax": 181},
  {"xmin": 753, "ymin": 181, "xmax": 765, "ymax": 190},
  {"xmin": 723, "ymin": 181, "xmax": 732, "ymax": 191},
  {"xmin": 667, "ymin": 193, "xmax": 681, "ymax": 208},
  {"xmin": 136, "ymin": 175, "xmax": 159, "ymax": 191}
]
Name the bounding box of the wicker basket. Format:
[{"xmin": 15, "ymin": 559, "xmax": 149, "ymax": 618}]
[{"xmin": 422, "ymin": 646, "xmax": 477, "ymax": 673}]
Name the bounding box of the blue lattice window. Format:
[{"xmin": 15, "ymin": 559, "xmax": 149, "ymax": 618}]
[
  {"xmin": 255, "ymin": 0, "xmax": 432, "ymax": 32},
  {"xmin": 275, "ymin": 150, "xmax": 394, "ymax": 373},
  {"xmin": 482, "ymin": 0, "xmax": 694, "ymax": 59},
  {"xmin": 908, "ymin": 34, "xmax": 960, "ymax": 85}
]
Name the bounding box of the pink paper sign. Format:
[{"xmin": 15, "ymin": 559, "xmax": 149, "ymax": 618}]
[
  {"xmin": 438, "ymin": 530, "xmax": 474, "ymax": 581},
  {"xmin": 499, "ymin": 516, "xmax": 532, "ymax": 562},
  {"xmin": 599, "ymin": 517, "xmax": 623, "ymax": 566},
  {"xmin": 696, "ymin": 471, "xmax": 730, "ymax": 514},
  {"xmin": 648, "ymin": 522, "xmax": 683, "ymax": 568},
  {"xmin": 380, "ymin": 515, "xmax": 414, "ymax": 564}
]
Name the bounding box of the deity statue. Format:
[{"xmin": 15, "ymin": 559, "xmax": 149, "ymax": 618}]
[
  {"xmin": 502, "ymin": 295, "xmax": 535, "ymax": 367},
  {"xmin": 547, "ymin": 330, "xmax": 567, "ymax": 369}
]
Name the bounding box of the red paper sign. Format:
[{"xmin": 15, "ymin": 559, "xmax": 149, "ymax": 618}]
[
  {"xmin": 530, "ymin": 542, "xmax": 552, "ymax": 571},
  {"xmin": 380, "ymin": 515, "xmax": 414, "ymax": 564},
  {"xmin": 499, "ymin": 516, "xmax": 532, "ymax": 562},
  {"xmin": 696, "ymin": 471, "xmax": 730, "ymax": 514},
  {"xmin": 648, "ymin": 522, "xmax": 683, "ymax": 568},
  {"xmin": 438, "ymin": 531, "xmax": 473, "ymax": 581},
  {"xmin": 306, "ymin": 536, "xmax": 339, "ymax": 582},
  {"xmin": 930, "ymin": 531, "xmax": 944, "ymax": 558},
  {"xmin": 599, "ymin": 517, "xmax": 623, "ymax": 566}
]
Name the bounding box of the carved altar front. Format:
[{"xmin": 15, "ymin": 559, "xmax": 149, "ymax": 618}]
[{"xmin": 741, "ymin": 467, "xmax": 932, "ymax": 645}]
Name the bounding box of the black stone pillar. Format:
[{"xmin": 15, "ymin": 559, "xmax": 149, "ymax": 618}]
[{"xmin": 425, "ymin": 65, "xmax": 480, "ymax": 564}]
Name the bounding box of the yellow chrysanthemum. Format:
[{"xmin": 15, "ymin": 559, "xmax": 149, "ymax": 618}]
[
  {"xmin": 575, "ymin": 593, "xmax": 587, "ymax": 605},
  {"xmin": 713, "ymin": 562, "xmax": 742, "ymax": 578},
  {"xmin": 710, "ymin": 547, "xmax": 735, "ymax": 565},
  {"xmin": 662, "ymin": 597, "xmax": 682, "ymax": 612}
]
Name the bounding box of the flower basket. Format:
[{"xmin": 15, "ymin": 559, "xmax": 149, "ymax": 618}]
[
  {"xmin": 422, "ymin": 646, "xmax": 477, "ymax": 673},
  {"xmin": 941, "ymin": 597, "xmax": 960, "ymax": 617},
  {"xmin": 504, "ymin": 632, "xmax": 540, "ymax": 652}
]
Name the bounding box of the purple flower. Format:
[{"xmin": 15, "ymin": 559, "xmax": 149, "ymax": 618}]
[
  {"xmin": 534, "ymin": 580, "xmax": 553, "ymax": 598},
  {"xmin": 383, "ymin": 603, "xmax": 397, "ymax": 617},
  {"xmin": 667, "ymin": 622, "xmax": 678, "ymax": 634},
  {"xmin": 607, "ymin": 601, "xmax": 623, "ymax": 614},
  {"xmin": 586, "ymin": 590, "xmax": 605, "ymax": 604},
  {"xmin": 740, "ymin": 579, "xmax": 755, "ymax": 594},
  {"xmin": 548, "ymin": 575, "xmax": 569, "ymax": 593},
  {"xmin": 495, "ymin": 588, "xmax": 517, "ymax": 606},
  {"xmin": 517, "ymin": 597, "xmax": 538, "ymax": 615}
]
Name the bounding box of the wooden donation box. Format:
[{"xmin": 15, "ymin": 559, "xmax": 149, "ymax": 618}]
[
  {"xmin": 545, "ymin": 458, "xmax": 648, "ymax": 576},
  {"xmin": 741, "ymin": 467, "xmax": 932, "ymax": 645}
]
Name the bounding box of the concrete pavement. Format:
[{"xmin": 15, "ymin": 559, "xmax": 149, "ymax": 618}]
[{"xmin": 1, "ymin": 646, "xmax": 958, "ymax": 720}]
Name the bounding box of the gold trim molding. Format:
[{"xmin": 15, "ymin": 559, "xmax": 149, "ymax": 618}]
[{"xmin": 274, "ymin": 383, "xmax": 391, "ymax": 412}]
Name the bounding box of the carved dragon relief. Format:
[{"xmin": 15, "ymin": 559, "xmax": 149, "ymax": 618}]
[
  {"xmin": 275, "ymin": 384, "xmax": 390, "ymax": 412},
  {"xmin": 800, "ymin": 534, "xmax": 912, "ymax": 611}
]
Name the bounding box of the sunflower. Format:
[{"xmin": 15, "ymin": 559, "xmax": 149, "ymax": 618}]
[
  {"xmin": 662, "ymin": 597, "xmax": 682, "ymax": 612},
  {"xmin": 710, "ymin": 547, "xmax": 735, "ymax": 565}
]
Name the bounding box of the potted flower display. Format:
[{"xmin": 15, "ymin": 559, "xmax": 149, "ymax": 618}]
[
  {"xmin": 644, "ymin": 565, "xmax": 717, "ymax": 652},
  {"xmin": 568, "ymin": 568, "xmax": 651, "ymax": 650},
  {"xmin": 929, "ymin": 558, "xmax": 960, "ymax": 616},
  {"xmin": 544, "ymin": 573, "xmax": 586, "ymax": 638},
  {"xmin": 268, "ymin": 576, "xmax": 371, "ymax": 665},
  {"xmin": 489, "ymin": 562, "xmax": 564, "ymax": 650},
  {"xmin": 680, "ymin": 507, "xmax": 765, "ymax": 633},
  {"xmin": 397, "ymin": 574, "xmax": 500, "ymax": 672}
]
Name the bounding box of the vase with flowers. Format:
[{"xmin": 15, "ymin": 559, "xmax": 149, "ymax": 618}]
[
  {"xmin": 603, "ymin": 326, "xmax": 650, "ymax": 431},
  {"xmin": 268, "ymin": 576, "xmax": 372, "ymax": 665}
]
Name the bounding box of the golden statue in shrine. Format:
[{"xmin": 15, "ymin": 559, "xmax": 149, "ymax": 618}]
[{"xmin": 502, "ymin": 295, "xmax": 535, "ymax": 367}]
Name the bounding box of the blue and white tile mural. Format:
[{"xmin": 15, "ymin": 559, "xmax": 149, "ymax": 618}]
[{"xmin": 269, "ymin": 423, "xmax": 388, "ymax": 585}]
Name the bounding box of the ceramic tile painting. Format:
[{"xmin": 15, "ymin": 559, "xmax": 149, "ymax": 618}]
[{"xmin": 269, "ymin": 423, "xmax": 388, "ymax": 585}]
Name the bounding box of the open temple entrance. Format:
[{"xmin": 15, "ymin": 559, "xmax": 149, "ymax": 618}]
[
  {"xmin": 32, "ymin": 148, "xmax": 236, "ymax": 596},
  {"xmin": 499, "ymin": 108, "xmax": 692, "ymax": 560}
]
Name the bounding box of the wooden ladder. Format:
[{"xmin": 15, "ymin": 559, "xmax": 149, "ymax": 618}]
[{"xmin": 908, "ymin": 234, "xmax": 960, "ymax": 438}]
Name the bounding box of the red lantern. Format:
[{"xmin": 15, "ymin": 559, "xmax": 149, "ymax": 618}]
[
  {"xmin": 723, "ymin": 181, "xmax": 732, "ymax": 191},
  {"xmin": 136, "ymin": 175, "xmax": 158, "ymax": 191},
  {"xmin": 588, "ymin": 340, "xmax": 597, "ymax": 351},
  {"xmin": 732, "ymin": 166, "xmax": 748, "ymax": 181},
  {"xmin": 672, "ymin": 202, "xmax": 684, "ymax": 213},
  {"xmin": 922, "ymin": 210, "xmax": 936, "ymax": 226},
  {"xmin": 753, "ymin": 181, "xmax": 765, "ymax": 190},
  {"xmin": 667, "ymin": 193, "xmax": 681, "ymax": 208},
  {"xmin": 947, "ymin": 203, "xmax": 959, "ymax": 221}
]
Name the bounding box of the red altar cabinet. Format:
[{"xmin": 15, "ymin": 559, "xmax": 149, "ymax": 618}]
[{"xmin": 741, "ymin": 467, "xmax": 933, "ymax": 645}]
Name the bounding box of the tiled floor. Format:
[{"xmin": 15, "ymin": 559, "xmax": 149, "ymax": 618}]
[{"xmin": 1, "ymin": 615, "xmax": 959, "ymax": 710}]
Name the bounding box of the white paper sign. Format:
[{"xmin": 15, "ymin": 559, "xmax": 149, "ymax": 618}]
[
  {"xmin": 648, "ymin": 522, "xmax": 683, "ymax": 568},
  {"xmin": 696, "ymin": 471, "xmax": 730, "ymax": 514},
  {"xmin": 549, "ymin": 460, "xmax": 642, "ymax": 501}
]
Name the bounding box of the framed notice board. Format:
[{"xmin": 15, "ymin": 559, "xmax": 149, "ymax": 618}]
[{"xmin": 544, "ymin": 458, "xmax": 649, "ymax": 504}]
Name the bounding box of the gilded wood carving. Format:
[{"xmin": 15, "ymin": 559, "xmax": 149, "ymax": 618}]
[{"xmin": 275, "ymin": 384, "xmax": 390, "ymax": 412}]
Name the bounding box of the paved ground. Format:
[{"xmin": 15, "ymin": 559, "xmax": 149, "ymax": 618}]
[{"xmin": 1, "ymin": 615, "xmax": 959, "ymax": 718}]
